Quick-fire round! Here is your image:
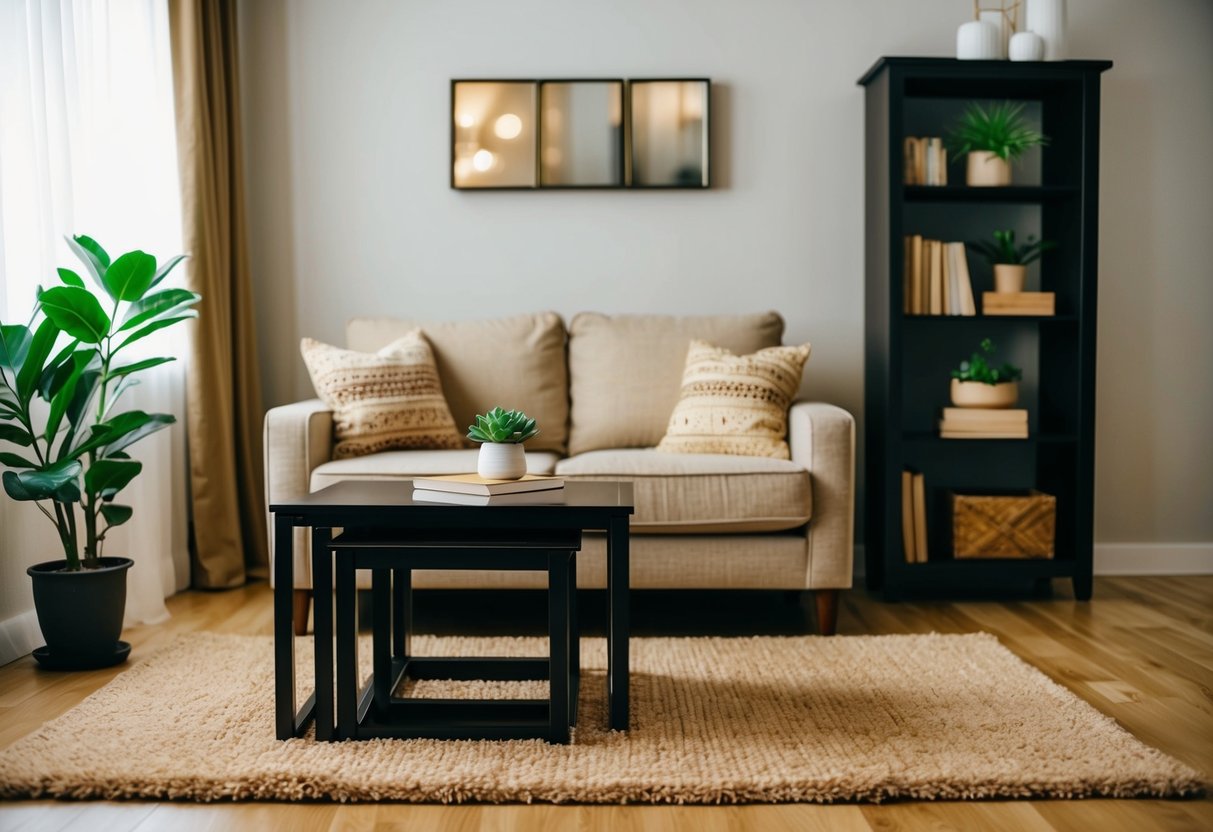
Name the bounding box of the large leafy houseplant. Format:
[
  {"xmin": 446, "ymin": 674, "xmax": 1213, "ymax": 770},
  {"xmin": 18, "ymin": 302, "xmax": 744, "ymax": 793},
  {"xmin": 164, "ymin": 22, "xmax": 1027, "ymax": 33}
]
[{"xmin": 0, "ymin": 236, "xmax": 196, "ymax": 667}]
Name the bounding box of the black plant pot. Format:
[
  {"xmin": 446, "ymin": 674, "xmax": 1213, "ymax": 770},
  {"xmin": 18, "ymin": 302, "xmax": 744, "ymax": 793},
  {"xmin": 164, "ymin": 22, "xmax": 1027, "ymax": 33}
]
[{"xmin": 27, "ymin": 557, "xmax": 133, "ymax": 670}]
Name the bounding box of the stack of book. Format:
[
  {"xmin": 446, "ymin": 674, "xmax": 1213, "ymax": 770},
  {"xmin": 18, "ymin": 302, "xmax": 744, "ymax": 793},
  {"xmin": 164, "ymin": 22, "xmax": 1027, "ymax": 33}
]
[
  {"xmin": 982, "ymin": 292, "xmax": 1056, "ymax": 316},
  {"xmin": 411, "ymin": 474, "xmax": 564, "ymax": 506},
  {"xmin": 903, "ymin": 137, "xmax": 947, "ymax": 186},
  {"xmin": 938, "ymin": 408, "xmax": 1028, "ymax": 439},
  {"xmin": 903, "ymin": 236, "xmax": 977, "ymax": 316},
  {"xmin": 900, "ymin": 469, "xmax": 928, "ymax": 563}
]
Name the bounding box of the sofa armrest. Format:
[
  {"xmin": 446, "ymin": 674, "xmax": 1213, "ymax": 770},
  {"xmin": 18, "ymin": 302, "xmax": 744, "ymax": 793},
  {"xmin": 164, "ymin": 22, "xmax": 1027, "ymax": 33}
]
[
  {"xmin": 264, "ymin": 399, "xmax": 333, "ymax": 587},
  {"xmin": 788, "ymin": 402, "xmax": 855, "ymax": 589}
]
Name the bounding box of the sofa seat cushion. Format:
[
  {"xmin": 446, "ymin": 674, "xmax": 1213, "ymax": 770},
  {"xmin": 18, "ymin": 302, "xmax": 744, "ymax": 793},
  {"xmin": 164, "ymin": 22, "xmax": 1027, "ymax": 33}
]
[
  {"xmin": 555, "ymin": 449, "xmax": 811, "ymax": 533},
  {"xmin": 311, "ymin": 450, "xmax": 560, "ymax": 491}
]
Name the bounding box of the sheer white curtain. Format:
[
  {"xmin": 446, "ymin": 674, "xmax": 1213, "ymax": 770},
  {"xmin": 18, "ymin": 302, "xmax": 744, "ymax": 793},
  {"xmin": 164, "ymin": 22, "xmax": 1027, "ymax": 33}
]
[{"xmin": 0, "ymin": 0, "xmax": 190, "ymax": 626}]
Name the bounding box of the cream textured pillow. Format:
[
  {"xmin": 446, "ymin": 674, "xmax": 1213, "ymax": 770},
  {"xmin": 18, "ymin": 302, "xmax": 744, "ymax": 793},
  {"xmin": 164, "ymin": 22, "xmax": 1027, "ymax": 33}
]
[
  {"xmin": 656, "ymin": 340, "xmax": 811, "ymax": 459},
  {"xmin": 301, "ymin": 331, "xmax": 463, "ymax": 459}
]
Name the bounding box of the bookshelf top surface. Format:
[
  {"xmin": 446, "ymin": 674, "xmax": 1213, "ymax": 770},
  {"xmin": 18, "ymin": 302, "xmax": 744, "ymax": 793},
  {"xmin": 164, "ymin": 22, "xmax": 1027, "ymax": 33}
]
[{"xmin": 858, "ymin": 56, "xmax": 1113, "ymax": 87}]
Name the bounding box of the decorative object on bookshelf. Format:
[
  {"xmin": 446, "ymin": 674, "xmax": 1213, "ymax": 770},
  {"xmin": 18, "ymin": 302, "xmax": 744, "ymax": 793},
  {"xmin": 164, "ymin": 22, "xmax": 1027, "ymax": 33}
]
[
  {"xmin": 949, "ymin": 338, "xmax": 1022, "ymax": 409},
  {"xmin": 956, "ymin": 20, "xmax": 1001, "ymax": 60},
  {"xmin": 968, "ymin": 229, "xmax": 1057, "ymax": 293},
  {"xmin": 1025, "ymin": 0, "xmax": 1067, "ymax": 61},
  {"xmin": 952, "ymin": 490, "xmax": 1056, "ymax": 558},
  {"xmin": 939, "ymin": 406, "xmax": 1028, "ymax": 438},
  {"xmin": 466, "ymin": 406, "xmax": 540, "ymax": 480},
  {"xmin": 900, "ymin": 469, "xmax": 928, "ymax": 563},
  {"xmin": 982, "ymin": 291, "xmax": 1056, "ymax": 316},
  {"xmin": 1009, "ymin": 31, "xmax": 1045, "ymax": 61},
  {"xmin": 902, "ymin": 137, "xmax": 948, "ymax": 186},
  {"xmin": 947, "ymin": 102, "xmax": 1048, "ymax": 187},
  {"xmin": 902, "ymin": 235, "xmax": 976, "ymax": 316}
]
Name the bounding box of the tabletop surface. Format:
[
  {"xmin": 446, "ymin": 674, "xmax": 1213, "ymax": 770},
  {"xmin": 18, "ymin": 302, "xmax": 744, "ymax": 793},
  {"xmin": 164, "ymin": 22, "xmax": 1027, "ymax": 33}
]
[{"xmin": 271, "ymin": 479, "xmax": 634, "ymax": 513}]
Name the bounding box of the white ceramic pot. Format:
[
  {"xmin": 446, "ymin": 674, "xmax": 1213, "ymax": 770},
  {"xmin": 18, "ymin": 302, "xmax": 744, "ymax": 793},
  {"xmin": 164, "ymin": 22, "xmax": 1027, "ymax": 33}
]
[
  {"xmin": 951, "ymin": 379, "xmax": 1020, "ymax": 409},
  {"xmin": 477, "ymin": 442, "xmax": 527, "ymax": 480},
  {"xmin": 1009, "ymin": 31, "xmax": 1045, "ymax": 61},
  {"xmin": 978, "ymin": 10, "xmax": 1010, "ymax": 58},
  {"xmin": 956, "ymin": 20, "xmax": 1001, "ymax": 60},
  {"xmin": 994, "ymin": 264, "xmax": 1027, "ymax": 293},
  {"xmin": 1026, "ymin": 0, "xmax": 1067, "ymax": 61},
  {"xmin": 966, "ymin": 151, "xmax": 1012, "ymax": 186}
]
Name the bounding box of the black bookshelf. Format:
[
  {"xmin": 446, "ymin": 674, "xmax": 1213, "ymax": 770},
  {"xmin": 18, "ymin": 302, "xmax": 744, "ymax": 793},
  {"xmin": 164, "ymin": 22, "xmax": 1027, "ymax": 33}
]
[{"xmin": 859, "ymin": 57, "xmax": 1111, "ymax": 601}]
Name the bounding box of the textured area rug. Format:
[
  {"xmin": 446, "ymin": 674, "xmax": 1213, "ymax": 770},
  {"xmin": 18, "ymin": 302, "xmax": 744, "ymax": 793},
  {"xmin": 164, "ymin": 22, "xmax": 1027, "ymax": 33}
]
[{"xmin": 0, "ymin": 632, "xmax": 1203, "ymax": 803}]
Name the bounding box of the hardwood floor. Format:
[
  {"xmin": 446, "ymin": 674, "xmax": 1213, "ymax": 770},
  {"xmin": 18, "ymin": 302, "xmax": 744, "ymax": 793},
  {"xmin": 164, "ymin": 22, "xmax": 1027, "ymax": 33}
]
[{"xmin": 1, "ymin": 577, "xmax": 1210, "ymax": 831}]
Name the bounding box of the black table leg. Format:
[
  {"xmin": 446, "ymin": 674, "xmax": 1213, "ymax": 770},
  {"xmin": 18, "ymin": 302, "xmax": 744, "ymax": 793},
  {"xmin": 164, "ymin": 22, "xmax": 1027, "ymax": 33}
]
[
  {"xmin": 607, "ymin": 515, "xmax": 630, "ymax": 731},
  {"xmin": 393, "ymin": 567, "xmax": 411, "ymax": 660},
  {"xmin": 372, "ymin": 568, "xmax": 392, "ymax": 711},
  {"xmin": 335, "ymin": 552, "xmax": 359, "ymax": 739},
  {"xmin": 311, "ymin": 527, "xmax": 334, "ymax": 741},
  {"xmin": 274, "ymin": 514, "xmax": 301, "ymax": 740},
  {"xmin": 569, "ymin": 550, "xmax": 579, "ymax": 727},
  {"xmin": 547, "ymin": 551, "xmax": 570, "ymax": 744}
]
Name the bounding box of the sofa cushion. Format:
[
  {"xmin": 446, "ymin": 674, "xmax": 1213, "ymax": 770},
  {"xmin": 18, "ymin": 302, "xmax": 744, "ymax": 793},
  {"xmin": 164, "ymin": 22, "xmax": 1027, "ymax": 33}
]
[
  {"xmin": 567, "ymin": 312, "xmax": 784, "ymax": 455},
  {"xmin": 657, "ymin": 340, "xmax": 811, "ymax": 459},
  {"xmin": 555, "ymin": 449, "xmax": 811, "ymax": 533},
  {"xmin": 346, "ymin": 312, "xmax": 569, "ymax": 453},
  {"xmin": 311, "ymin": 449, "xmax": 561, "ymax": 491},
  {"xmin": 300, "ymin": 333, "xmax": 463, "ymax": 459}
]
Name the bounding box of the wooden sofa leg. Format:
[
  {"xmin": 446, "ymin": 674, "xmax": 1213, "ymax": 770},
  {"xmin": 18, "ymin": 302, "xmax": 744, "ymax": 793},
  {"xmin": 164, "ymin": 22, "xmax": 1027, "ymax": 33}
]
[
  {"xmin": 814, "ymin": 589, "xmax": 839, "ymax": 636},
  {"xmin": 293, "ymin": 589, "xmax": 311, "ymax": 635}
]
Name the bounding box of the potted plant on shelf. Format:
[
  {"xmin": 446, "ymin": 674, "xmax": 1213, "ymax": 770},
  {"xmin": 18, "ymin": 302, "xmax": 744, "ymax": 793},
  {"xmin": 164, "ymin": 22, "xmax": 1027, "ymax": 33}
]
[
  {"xmin": 0, "ymin": 235, "xmax": 197, "ymax": 669},
  {"xmin": 950, "ymin": 338, "xmax": 1022, "ymax": 409},
  {"xmin": 947, "ymin": 101, "xmax": 1048, "ymax": 187},
  {"xmin": 467, "ymin": 407, "xmax": 539, "ymax": 480},
  {"xmin": 968, "ymin": 229, "xmax": 1057, "ymax": 293}
]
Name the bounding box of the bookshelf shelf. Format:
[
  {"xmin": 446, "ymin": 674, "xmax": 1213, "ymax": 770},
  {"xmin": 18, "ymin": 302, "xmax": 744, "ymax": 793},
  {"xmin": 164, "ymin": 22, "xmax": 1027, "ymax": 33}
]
[{"xmin": 860, "ymin": 57, "xmax": 1111, "ymax": 602}]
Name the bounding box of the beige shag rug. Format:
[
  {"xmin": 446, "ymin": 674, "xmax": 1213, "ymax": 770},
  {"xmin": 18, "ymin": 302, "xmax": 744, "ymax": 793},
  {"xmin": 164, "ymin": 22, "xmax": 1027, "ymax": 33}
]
[{"xmin": 0, "ymin": 632, "xmax": 1203, "ymax": 804}]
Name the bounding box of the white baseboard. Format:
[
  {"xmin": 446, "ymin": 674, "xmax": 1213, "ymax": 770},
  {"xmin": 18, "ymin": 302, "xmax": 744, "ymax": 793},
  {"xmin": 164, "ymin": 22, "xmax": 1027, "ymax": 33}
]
[
  {"xmin": 852, "ymin": 542, "xmax": 1213, "ymax": 578},
  {"xmin": 0, "ymin": 609, "xmax": 42, "ymax": 668},
  {"xmin": 1093, "ymin": 543, "xmax": 1213, "ymax": 575}
]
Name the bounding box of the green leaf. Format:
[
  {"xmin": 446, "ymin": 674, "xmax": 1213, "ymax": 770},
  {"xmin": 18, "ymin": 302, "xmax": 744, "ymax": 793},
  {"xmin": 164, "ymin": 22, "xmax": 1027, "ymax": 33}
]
[
  {"xmin": 45, "ymin": 349, "xmax": 98, "ymax": 442},
  {"xmin": 57, "ymin": 268, "xmax": 86, "ymax": 288},
  {"xmin": 16, "ymin": 318, "xmax": 59, "ymax": 404},
  {"xmin": 0, "ymin": 424, "xmax": 33, "ymax": 446},
  {"xmin": 116, "ymin": 313, "xmax": 196, "ymax": 351},
  {"xmin": 66, "ymin": 234, "xmax": 109, "ymax": 290},
  {"xmin": 37, "ymin": 339, "xmax": 81, "ymax": 400},
  {"xmin": 38, "ymin": 287, "xmax": 111, "ymax": 344},
  {"xmin": 107, "ymin": 356, "xmax": 175, "ymax": 380},
  {"xmin": 64, "ymin": 369, "xmax": 101, "ymax": 431},
  {"xmin": 149, "ymin": 253, "xmax": 187, "ymax": 288},
  {"xmin": 102, "ymin": 250, "xmax": 157, "ymax": 301},
  {"xmin": 100, "ymin": 503, "xmax": 133, "ymax": 527},
  {"xmin": 72, "ymin": 410, "xmax": 167, "ymax": 457},
  {"xmin": 119, "ymin": 289, "xmax": 200, "ymax": 332},
  {"xmin": 2, "ymin": 459, "xmax": 81, "ymax": 501},
  {"xmin": 102, "ymin": 412, "xmax": 175, "ymax": 457},
  {"xmin": 0, "ymin": 451, "xmax": 38, "ymax": 468},
  {"xmin": 0, "ymin": 324, "xmax": 32, "ymax": 370},
  {"xmin": 85, "ymin": 458, "xmax": 142, "ymax": 500}
]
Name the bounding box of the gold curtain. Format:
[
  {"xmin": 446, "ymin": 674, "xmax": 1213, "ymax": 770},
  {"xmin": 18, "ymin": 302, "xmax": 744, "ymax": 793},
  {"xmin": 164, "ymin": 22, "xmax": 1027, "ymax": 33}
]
[{"xmin": 168, "ymin": 0, "xmax": 267, "ymax": 588}]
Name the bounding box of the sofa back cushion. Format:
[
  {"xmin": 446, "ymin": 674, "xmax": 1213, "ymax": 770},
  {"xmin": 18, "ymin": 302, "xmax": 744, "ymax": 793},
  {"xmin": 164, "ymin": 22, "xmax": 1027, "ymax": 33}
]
[
  {"xmin": 347, "ymin": 312, "xmax": 569, "ymax": 453},
  {"xmin": 567, "ymin": 312, "xmax": 785, "ymax": 455}
]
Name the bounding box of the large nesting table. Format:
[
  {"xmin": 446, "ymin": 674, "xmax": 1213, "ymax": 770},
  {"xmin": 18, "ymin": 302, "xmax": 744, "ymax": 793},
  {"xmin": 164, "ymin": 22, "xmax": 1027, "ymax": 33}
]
[{"xmin": 269, "ymin": 480, "xmax": 634, "ymax": 741}]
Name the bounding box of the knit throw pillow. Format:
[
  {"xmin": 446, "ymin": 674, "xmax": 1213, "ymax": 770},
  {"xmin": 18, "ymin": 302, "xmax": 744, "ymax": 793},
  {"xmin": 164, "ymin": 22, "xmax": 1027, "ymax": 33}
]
[
  {"xmin": 301, "ymin": 331, "xmax": 463, "ymax": 459},
  {"xmin": 656, "ymin": 340, "xmax": 811, "ymax": 459}
]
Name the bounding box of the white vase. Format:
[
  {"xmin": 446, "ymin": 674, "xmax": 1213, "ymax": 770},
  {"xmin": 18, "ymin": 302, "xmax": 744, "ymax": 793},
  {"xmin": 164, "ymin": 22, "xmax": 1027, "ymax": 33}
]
[
  {"xmin": 978, "ymin": 10, "xmax": 1010, "ymax": 59},
  {"xmin": 1009, "ymin": 31, "xmax": 1045, "ymax": 61},
  {"xmin": 956, "ymin": 21, "xmax": 1001, "ymax": 60},
  {"xmin": 477, "ymin": 442, "xmax": 527, "ymax": 480},
  {"xmin": 1026, "ymin": 0, "xmax": 1067, "ymax": 61}
]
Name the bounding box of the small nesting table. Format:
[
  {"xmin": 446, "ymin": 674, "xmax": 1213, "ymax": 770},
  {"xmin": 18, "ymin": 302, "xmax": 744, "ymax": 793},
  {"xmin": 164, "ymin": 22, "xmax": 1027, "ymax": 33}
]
[{"xmin": 269, "ymin": 480, "xmax": 634, "ymax": 741}]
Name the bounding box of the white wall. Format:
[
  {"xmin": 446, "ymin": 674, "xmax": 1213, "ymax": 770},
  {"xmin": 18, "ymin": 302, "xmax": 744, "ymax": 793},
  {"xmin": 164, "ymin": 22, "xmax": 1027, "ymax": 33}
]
[{"xmin": 238, "ymin": 0, "xmax": 1213, "ymax": 557}]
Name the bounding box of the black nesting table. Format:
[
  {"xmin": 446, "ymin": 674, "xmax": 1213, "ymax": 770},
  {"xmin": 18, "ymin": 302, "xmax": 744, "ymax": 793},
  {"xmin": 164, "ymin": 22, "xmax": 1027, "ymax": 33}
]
[{"xmin": 269, "ymin": 480, "xmax": 634, "ymax": 741}]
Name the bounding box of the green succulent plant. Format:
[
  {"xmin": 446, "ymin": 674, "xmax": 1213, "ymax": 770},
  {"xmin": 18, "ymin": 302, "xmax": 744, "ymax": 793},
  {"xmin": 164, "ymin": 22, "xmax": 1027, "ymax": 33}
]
[
  {"xmin": 968, "ymin": 229, "xmax": 1057, "ymax": 266},
  {"xmin": 467, "ymin": 407, "xmax": 539, "ymax": 444},
  {"xmin": 951, "ymin": 338, "xmax": 1023, "ymax": 386},
  {"xmin": 947, "ymin": 101, "xmax": 1048, "ymax": 162}
]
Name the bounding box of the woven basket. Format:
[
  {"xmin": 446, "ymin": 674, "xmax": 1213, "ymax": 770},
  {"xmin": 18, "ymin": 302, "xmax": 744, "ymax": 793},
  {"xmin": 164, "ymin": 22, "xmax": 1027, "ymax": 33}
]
[{"xmin": 951, "ymin": 490, "xmax": 1056, "ymax": 559}]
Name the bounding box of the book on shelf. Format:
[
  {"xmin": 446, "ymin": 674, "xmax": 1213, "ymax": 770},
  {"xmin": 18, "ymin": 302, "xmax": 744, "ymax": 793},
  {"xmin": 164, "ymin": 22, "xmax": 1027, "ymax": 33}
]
[
  {"xmin": 982, "ymin": 292, "xmax": 1056, "ymax": 316},
  {"xmin": 411, "ymin": 488, "xmax": 565, "ymax": 506},
  {"xmin": 939, "ymin": 407, "xmax": 1029, "ymax": 439},
  {"xmin": 912, "ymin": 470, "xmax": 927, "ymax": 562},
  {"xmin": 410, "ymin": 473, "xmax": 565, "ymax": 496},
  {"xmin": 903, "ymin": 236, "xmax": 976, "ymax": 316},
  {"xmin": 901, "ymin": 469, "xmax": 916, "ymax": 563},
  {"xmin": 902, "ymin": 136, "xmax": 948, "ymax": 186}
]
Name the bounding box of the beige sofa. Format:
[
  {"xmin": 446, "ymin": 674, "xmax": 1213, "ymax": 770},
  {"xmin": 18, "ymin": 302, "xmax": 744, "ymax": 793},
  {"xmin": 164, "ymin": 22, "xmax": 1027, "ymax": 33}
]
[{"xmin": 264, "ymin": 312, "xmax": 855, "ymax": 634}]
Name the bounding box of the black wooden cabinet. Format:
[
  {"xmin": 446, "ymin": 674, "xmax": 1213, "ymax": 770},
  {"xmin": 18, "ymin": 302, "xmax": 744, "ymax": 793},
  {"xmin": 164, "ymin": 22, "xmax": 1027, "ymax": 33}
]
[{"xmin": 859, "ymin": 57, "xmax": 1112, "ymax": 600}]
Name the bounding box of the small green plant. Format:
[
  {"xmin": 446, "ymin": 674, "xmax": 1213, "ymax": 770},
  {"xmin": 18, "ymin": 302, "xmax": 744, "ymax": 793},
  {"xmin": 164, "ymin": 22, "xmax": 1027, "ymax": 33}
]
[
  {"xmin": 951, "ymin": 338, "xmax": 1022, "ymax": 385},
  {"xmin": 968, "ymin": 229, "xmax": 1057, "ymax": 266},
  {"xmin": 467, "ymin": 407, "xmax": 538, "ymax": 444},
  {"xmin": 947, "ymin": 101, "xmax": 1048, "ymax": 162}
]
